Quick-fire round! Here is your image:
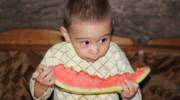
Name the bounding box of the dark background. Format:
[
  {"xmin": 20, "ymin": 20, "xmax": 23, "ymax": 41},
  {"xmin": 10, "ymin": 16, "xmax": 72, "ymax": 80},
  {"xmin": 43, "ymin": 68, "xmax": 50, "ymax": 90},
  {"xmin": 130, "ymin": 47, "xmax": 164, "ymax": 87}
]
[{"xmin": 0, "ymin": 0, "xmax": 180, "ymax": 43}]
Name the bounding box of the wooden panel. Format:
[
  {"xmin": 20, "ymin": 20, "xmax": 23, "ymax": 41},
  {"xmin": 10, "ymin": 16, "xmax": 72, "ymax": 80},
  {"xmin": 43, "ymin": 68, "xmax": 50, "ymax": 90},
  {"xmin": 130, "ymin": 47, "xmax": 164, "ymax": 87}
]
[
  {"xmin": 111, "ymin": 35, "xmax": 134, "ymax": 46},
  {"xmin": 0, "ymin": 29, "xmax": 179, "ymax": 54},
  {"xmin": 147, "ymin": 38, "xmax": 180, "ymax": 47},
  {"xmin": 0, "ymin": 29, "xmax": 64, "ymax": 50},
  {"xmin": 0, "ymin": 28, "xmax": 63, "ymax": 45},
  {"xmin": 0, "ymin": 29, "xmax": 134, "ymax": 50}
]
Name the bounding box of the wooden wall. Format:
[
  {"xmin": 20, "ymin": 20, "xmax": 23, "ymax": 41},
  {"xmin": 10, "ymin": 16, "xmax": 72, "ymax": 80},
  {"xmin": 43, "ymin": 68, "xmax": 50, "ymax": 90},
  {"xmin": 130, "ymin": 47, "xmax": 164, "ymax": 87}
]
[
  {"xmin": 0, "ymin": 29, "xmax": 179, "ymax": 100},
  {"xmin": 0, "ymin": 0, "xmax": 180, "ymax": 42}
]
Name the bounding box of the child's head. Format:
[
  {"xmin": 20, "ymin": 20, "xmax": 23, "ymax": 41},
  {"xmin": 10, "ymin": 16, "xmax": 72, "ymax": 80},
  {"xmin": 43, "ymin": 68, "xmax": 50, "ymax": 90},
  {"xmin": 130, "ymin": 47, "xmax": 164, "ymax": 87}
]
[
  {"xmin": 63, "ymin": 0, "xmax": 112, "ymax": 30},
  {"xmin": 61, "ymin": 0, "xmax": 113, "ymax": 62}
]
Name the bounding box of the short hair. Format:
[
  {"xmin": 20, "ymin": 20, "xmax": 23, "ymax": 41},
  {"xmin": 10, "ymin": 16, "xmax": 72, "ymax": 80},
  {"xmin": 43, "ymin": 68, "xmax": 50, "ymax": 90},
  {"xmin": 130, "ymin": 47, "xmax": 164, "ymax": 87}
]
[{"xmin": 63, "ymin": 0, "xmax": 112, "ymax": 29}]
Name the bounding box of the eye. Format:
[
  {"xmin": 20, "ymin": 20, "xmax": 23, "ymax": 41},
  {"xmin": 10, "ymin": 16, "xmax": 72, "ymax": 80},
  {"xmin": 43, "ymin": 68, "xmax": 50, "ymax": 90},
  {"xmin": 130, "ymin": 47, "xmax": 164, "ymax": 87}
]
[
  {"xmin": 100, "ymin": 38, "xmax": 108, "ymax": 43},
  {"xmin": 80, "ymin": 41, "xmax": 90, "ymax": 46}
]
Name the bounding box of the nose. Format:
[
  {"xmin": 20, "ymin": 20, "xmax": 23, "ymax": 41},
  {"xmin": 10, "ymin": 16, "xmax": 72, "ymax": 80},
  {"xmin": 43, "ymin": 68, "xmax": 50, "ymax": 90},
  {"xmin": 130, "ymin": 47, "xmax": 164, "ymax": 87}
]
[{"xmin": 91, "ymin": 44, "xmax": 99, "ymax": 55}]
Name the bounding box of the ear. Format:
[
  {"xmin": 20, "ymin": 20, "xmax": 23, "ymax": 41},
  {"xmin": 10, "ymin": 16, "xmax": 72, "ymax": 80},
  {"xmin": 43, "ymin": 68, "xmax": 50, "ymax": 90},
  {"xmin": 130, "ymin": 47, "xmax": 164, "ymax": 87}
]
[{"xmin": 59, "ymin": 26, "xmax": 71, "ymax": 42}]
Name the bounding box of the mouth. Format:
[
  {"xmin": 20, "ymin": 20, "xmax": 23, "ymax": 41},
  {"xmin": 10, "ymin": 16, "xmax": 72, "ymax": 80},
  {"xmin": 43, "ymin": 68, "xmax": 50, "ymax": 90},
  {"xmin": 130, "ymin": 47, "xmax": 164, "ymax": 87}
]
[{"xmin": 85, "ymin": 57, "xmax": 99, "ymax": 62}]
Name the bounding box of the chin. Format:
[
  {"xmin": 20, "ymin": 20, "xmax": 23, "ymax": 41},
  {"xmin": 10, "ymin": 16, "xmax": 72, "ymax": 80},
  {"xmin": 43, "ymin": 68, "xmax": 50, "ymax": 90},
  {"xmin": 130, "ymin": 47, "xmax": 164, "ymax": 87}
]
[
  {"xmin": 81, "ymin": 55, "xmax": 102, "ymax": 62},
  {"xmin": 86, "ymin": 57, "xmax": 100, "ymax": 62},
  {"xmin": 81, "ymin": 57, "xmax": 95, "ymax": 62}
]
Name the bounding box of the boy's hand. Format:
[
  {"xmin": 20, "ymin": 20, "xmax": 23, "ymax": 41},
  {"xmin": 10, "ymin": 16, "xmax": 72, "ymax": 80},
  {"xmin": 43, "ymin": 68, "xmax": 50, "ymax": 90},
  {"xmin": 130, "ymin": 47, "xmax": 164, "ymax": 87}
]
[
  {"xmin": 118, "ymin": 79, "xmax": 139, "ymax": 100},
  {"xmin": 32, "ymin": 64, "xmax": 55, "ymax": 86}
]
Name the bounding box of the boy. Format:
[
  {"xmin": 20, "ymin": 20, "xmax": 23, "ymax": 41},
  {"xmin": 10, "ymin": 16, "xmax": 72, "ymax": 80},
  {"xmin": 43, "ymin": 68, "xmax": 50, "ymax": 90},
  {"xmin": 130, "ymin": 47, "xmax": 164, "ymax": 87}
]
[{"xmin": 30, "ymin": 0, "xmax": 142, "ymax": 100}]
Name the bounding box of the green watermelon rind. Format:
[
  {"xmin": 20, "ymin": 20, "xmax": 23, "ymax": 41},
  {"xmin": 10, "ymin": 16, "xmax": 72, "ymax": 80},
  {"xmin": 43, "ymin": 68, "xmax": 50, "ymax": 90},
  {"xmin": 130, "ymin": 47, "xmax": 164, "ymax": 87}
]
[{"xmin": 54, "ymin": 67, "xmax": 150, "ymax": 94}]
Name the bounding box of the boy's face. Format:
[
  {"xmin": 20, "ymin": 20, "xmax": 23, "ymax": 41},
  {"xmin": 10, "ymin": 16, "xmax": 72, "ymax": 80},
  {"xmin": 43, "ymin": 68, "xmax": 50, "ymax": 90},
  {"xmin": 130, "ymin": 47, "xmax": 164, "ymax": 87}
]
[{"xmin": 62, "ymin": 19, "xmax": 112, "ymax": 62}]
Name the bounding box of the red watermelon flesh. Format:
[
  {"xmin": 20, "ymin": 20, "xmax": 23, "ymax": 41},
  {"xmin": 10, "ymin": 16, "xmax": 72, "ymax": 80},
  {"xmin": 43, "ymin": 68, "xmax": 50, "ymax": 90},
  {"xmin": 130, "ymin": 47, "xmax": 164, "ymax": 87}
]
[{"xmin": 53, "ymin": 64, "xmax": 150, "ymax": 94}]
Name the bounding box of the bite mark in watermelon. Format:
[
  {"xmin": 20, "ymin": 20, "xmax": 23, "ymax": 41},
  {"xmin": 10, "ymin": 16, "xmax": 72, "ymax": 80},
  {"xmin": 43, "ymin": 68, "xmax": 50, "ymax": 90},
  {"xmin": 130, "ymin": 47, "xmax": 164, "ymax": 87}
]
[{"xmin": 53, "ymin": 64, "xmax": 150, "ymax": 94}]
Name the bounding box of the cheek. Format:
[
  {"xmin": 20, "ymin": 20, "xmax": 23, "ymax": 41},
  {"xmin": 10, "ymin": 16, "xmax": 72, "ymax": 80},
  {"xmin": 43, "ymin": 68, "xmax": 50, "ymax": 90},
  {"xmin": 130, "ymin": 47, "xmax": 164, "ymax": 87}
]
[
  {"xmin": 75, "ymin": 46, "xmax": 89, "ymax": 56},
  {"xmin": 100, "ymin": 44, "xmax": 110, "ymax": 54}
]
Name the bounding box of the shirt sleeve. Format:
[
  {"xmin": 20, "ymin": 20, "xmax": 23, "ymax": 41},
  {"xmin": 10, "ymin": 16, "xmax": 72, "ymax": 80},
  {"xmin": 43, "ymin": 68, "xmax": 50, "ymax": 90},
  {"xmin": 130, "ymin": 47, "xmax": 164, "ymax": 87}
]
[
  {"xmin": 29, "ymin": 43, "xmax": 64, "ymax": 100},
  {"xmin": 113, "ymin": 43, "xmax": 142, "ymax": 100}
]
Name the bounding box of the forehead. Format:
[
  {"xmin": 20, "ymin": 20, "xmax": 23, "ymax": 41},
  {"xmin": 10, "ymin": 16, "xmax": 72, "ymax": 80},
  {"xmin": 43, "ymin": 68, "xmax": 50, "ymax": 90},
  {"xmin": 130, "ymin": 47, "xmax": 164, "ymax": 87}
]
[{"xmin": 69, "ymin": 19, "xmax": 112, "ymax": 38}]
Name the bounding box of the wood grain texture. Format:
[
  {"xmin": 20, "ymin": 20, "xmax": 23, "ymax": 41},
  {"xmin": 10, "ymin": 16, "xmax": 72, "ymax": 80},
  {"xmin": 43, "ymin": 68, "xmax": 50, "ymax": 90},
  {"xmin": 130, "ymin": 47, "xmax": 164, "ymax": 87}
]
[
  {"xmin": 147, "ymin": 38, "xmax": 180, "ymax": 47},
  {"xmin": 0, "ymin": 29, "xmax": 134, "ymax": 50},
  {"xmin": 0, "ymin": 29, "xmax": 180, "ymax": 100}
]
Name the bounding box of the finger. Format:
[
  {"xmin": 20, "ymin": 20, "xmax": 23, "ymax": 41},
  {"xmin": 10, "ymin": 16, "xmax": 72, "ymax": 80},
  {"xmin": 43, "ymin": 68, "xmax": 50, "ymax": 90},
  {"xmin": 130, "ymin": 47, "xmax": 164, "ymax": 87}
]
[
  {"xmin": 38, "ymin": 67, "xmax": 52, "ymax": 79},
  {"xmin": 129, "ymin": 80, "xmax": 139, "ymax": 93},
  {"xmin": 121, "ymin": 79, "xmax": 129, "ymax": 91},
  {"xmin": 123, "ymin": 80, "xmax": 138, "ymax": 98},
  {"xmin": 44, "ymin": 67, "xmax": 56, "ymax": 86},
  {"xmin": 47, "ymin": 76, "xmax": 55, "ymax": 86},
  {"xmin": 37, "ymin": 64, "xmax": 45, "ymax": 71},
  {"xmin": 32, "ymin": 65, "xmax": 45, "ymax": 79},
  {"xmin": 36, "ymin": 65, "xmax": 44, "ymax": 74},
  {"xmin": 40, "ymin": 73, "xmax": 55, "ymax": 86},
  {"xmin": 121, "ymin": 79, "xmax": 133, "ymax": 98},
  {"xmin": 32, "ymin": 71, "xmax": 39, "ymax": 79},
  {"xmin": 44, "ymin": 71, "xmax": 54, "ymax": 82},
  {"xmin": 38, "ymin": 64, "xmax": 43, "ymax": 68},
  {"xmin": 121, "ymin": 90, "xmax": 130, "ymax": 99},
  {"xmin": 119, "ymin": 80, "xmax": 128, "ymax": 96},
  {"xmin": 36, "ymin": 67, "xmax": 54, "ymax": 85},
  {"xmin": 36, "ymin": 78, "xmax": 54, "ymax": 86},
  {"xmin": 45, "ymin": 79, "xmax": 55, "ymax": 86}
]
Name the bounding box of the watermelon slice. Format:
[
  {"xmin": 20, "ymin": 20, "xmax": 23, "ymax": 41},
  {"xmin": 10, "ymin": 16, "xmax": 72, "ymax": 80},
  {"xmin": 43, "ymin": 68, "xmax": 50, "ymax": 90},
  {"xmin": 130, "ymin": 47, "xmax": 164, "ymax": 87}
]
[{"xmin": 53, "ymin": 64, "xmax": 150, "ymax": 94}]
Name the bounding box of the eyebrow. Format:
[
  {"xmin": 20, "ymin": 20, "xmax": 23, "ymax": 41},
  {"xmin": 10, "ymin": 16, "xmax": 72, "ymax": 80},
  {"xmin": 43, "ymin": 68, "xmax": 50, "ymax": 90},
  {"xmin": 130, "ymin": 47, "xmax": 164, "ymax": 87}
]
[{"xmin": 75, "ymin": 33, "xmax": 111, "ymax": 40}]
